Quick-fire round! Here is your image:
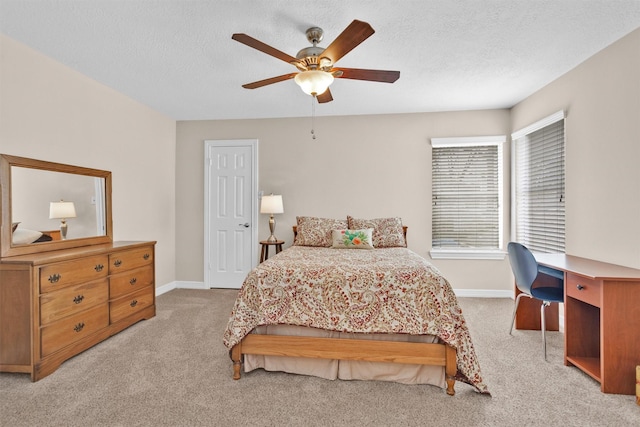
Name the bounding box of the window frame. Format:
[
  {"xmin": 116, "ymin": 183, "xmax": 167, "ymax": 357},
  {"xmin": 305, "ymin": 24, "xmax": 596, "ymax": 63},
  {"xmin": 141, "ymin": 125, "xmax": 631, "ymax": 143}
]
[
  {"xmin": 510, "ymin": 110, "xmax": 566, "ymax": 253},
  {"xmin": 430, "ymin": 136, "xmax": 506, "ymax": 260}
]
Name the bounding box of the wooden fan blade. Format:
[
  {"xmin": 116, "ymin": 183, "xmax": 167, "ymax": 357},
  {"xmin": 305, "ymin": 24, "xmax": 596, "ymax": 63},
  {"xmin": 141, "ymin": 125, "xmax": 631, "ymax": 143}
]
[
  {"xmin": 333, "ymin": 67, "xmax": 400, "ymax": 83},
  {"xmin": 316, "ymin": 88, "xmax": 333, "ymax": 103},
  {"xmin": 242, "ymin": 73, "xmax": 298, "ymax": 89},
  {"xmin": 232, "ymin": 33, "xmax": 300, "ymax": 65},
  {"xmin": 320, "ymin": 20, "xmax": 375, "ymax": 64}
]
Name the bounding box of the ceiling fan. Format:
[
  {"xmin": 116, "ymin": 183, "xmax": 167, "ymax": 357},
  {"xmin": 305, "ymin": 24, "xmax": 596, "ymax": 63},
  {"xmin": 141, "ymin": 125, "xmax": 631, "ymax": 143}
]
[{"xmin": 232, "ymin": 20, "xmax": 400, "ymax": 103}]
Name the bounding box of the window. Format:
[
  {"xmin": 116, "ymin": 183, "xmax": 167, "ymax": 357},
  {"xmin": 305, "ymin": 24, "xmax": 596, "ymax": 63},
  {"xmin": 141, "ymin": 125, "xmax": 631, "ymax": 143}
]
[
  {"xmin": 430, "ymin": 136, "xmax": 505, "ymax": 259},
  {"xmin": 511, "ymin": 111, "xmax": 565, "ymax": 253}
]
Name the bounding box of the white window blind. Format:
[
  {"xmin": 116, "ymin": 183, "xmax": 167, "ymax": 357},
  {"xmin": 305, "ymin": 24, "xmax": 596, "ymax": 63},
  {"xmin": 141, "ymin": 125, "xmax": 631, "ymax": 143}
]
[
  {"xmin": 432, "ymin": 138, "xmax": 502, "ymax": 250},
  {"xmin": 513, "ymin": 113, "xmax": 565, "ymax": 253}
]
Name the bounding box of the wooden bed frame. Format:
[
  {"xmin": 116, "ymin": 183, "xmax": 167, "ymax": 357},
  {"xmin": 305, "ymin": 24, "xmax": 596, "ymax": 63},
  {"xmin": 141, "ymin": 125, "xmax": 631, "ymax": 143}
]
[{"xmin": 229, "ymin": 225, "xmax": 458, "ymax": 395}]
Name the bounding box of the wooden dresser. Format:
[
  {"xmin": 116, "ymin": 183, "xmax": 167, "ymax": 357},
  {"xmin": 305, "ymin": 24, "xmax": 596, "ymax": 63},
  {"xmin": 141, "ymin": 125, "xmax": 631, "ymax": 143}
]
[{"xmin": 0, "ymin": 241, "xmax": 156, "ymax": 381}]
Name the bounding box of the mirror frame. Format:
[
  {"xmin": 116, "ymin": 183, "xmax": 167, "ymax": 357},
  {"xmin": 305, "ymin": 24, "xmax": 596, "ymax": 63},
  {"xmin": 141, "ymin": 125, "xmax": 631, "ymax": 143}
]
[{"xmin": 0, "ymin": 154, "xmax": 113, "ymax": 258}]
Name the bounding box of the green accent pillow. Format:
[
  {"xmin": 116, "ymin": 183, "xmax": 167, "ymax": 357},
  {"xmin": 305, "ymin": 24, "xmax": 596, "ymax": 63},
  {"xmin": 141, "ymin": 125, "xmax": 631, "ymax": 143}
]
[{"xmin": 331, "ymin": 228, "xmax": 374, "ymax": 249}]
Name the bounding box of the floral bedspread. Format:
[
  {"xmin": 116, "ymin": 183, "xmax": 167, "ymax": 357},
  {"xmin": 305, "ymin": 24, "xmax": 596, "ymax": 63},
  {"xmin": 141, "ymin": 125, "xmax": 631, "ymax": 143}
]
[{"xmin": 223, "ymin": 246, "xmax": 489, "ymax": 393}]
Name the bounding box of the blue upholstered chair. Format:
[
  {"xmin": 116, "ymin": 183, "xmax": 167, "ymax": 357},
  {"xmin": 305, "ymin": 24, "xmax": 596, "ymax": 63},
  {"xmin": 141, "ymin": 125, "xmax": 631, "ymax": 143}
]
[{"xmin": 508, "ymin": 242, "xmax": 564, "ymax": 360}]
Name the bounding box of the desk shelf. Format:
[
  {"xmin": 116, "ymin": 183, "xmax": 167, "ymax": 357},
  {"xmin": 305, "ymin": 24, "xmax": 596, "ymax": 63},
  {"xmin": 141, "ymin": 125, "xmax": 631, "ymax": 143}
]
[{"xmin": 566, "ymin": 356, "xmax": 601, "ymax": 383}]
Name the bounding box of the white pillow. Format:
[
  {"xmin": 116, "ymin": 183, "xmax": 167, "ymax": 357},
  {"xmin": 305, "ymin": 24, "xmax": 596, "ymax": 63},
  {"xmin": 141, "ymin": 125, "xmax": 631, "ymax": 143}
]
[
  {"xmin": 331, "ymin": 229, "xmax": 375, "ymax": 249},
  {"xmin": 12, "ymin": 228, "xmax": 43, "ymax": 245}
]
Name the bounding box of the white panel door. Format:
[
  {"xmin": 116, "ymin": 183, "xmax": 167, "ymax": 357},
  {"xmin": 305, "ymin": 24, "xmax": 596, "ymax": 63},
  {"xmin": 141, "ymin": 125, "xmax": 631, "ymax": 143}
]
[{"xmin": 204, "ymin": 140, "xmax": 258, "ymax": 288}]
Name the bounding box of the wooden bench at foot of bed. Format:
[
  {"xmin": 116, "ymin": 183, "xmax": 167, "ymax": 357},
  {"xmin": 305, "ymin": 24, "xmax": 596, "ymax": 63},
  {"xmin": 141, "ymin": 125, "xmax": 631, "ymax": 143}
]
[{"xmin": 230, "ymin": 334, "xmax": 458, "ymax": 396}]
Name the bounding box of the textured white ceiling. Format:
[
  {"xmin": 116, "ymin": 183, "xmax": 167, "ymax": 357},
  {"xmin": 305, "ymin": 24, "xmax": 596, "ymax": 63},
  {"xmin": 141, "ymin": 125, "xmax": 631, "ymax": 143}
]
[{"xmin": 1, "ymin": 1, "xmax": 639, "ymax": 120}]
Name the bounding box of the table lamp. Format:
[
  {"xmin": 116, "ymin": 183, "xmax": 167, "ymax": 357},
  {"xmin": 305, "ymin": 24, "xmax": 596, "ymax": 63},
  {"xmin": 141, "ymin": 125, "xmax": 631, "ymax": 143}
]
[
  {"xmin": 49, "ymin": 200, "xmax": 77, "ymax": 240},
  {"xmin": 260, "ymin": 194, "xmax": 284, "ymax": 243}
]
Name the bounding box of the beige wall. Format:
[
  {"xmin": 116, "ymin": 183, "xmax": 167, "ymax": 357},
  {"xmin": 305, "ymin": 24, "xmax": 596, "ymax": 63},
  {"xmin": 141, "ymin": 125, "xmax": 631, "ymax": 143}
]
[
  {"xmin": 0, "ymin": 35, "xmax": 177, "ymax": 288},
  {"xmin": 511, "ymin": 28, "xmax": 640, "ymax": 268},
  {"xmin": 176, "ymin": 110, "xmax": 514, "ymax": 291}
]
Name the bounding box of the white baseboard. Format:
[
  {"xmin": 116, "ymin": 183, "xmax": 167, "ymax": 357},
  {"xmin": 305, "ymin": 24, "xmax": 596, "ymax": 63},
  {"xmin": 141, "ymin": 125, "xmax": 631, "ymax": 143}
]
[
  {"xmin": 453, "ymin": 289, "xmax": 512, "ymax": 298},
  {"xmin": 175, "ymin": 280, "xmax": 208, "ymax": 290},
  {"xmin": 155, "ymin": 282, "xmax": 176, "ymax": 296},
  {"xmin": 156, "ymin": 281, "xmax": 207, "ymax": 296}
]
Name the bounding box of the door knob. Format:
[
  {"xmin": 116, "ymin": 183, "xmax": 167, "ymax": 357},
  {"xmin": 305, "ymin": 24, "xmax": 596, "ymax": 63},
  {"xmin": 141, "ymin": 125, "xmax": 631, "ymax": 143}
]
[{"xmin": 239, "ymin": 223, "xmax": 250, "ymax": 228}]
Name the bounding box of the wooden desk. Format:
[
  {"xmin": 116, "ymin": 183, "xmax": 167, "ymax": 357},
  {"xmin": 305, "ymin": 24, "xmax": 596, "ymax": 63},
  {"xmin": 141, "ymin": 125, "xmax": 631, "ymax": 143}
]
[
  {"xmin": 526, "ymin": 253, "xmax": 640, "ymax": 395},
  {"xmin": 259, "ymin": 240, "xmax": 283, "ymax": 263}
]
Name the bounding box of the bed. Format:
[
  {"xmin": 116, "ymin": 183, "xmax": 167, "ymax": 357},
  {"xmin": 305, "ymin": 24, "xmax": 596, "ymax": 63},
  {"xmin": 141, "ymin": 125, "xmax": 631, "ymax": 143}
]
[{"xmin": 223, "ymin": 216, "xmax": 489, "ymax": 395}]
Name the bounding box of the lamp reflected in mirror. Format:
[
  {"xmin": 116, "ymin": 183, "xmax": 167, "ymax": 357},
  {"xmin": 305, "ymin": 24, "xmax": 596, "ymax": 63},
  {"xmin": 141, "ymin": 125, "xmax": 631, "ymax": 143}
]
[{"xmin": 49, "ymin": 200, "xmax": 76, "ymax": 240}]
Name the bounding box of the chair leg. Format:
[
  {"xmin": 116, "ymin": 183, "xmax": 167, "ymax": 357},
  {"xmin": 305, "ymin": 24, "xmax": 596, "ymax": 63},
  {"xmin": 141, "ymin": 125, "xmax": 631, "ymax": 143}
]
[
  {"xmin": 509, "ymin": 293, "xmax": 531, "ymax": 335},
  {"xmin": 541, "ymin": 301, "xmax": 550, "ymax": 361}
]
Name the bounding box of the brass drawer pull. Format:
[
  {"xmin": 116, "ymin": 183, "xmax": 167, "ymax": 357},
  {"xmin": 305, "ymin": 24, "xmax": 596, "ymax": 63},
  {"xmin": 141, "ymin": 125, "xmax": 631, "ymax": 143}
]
[
  {"xmin": 48, "ymin": 273, "xmax": 61, "ymax": 283},
  {"xmin": 130, "ymin": 299, "xmax": 138, "ymax": 307},
  {"xmin": 143, "ymin": 253, "xmax": 150, "ymax": 260},
  {"xmin": 73, "ymin": 295, "xmax": 85, "ymax": 304},
  {"xmin": 130, "ymin": 277, "xmax": 137, "ymax": 285},
  {"xmin": 113, "ymin": 259, "xmax": 122, "ymax": 267},
  {"xmin": 576, "ymin": 284, "xmax": 585, "ymax": 291},
  {"xmin": 94, "ymin": 264, "xmax": 104, "ymax": 272},
  {"xmin": 73, "ymin": 322, "xmax": 85, "ymax": 333}
]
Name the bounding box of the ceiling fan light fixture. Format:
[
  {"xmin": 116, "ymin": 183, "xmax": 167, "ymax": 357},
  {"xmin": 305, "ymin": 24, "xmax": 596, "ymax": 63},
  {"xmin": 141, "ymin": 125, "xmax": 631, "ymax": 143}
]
[
  {"xmin": 233, "ymin": 20, "xmax": 400, "ymax": 103},
  {"xmin": 294, "ymin": 70, "xmax": 334, "ymax": 96}
]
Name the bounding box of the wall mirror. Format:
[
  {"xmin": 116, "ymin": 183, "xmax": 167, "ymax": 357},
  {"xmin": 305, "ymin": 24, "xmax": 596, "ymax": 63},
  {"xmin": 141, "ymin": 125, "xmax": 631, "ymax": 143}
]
[{"xmin": 1, "ymin": 154, "xmax": 113, "ymax": 257}]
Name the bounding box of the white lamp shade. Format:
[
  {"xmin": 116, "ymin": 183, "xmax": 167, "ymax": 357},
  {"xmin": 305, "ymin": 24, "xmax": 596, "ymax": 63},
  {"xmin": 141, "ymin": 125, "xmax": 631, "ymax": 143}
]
[
  {"xmin": 294, "ymin": 70, "xmax": 334, "ymax": 96},
  {"xmin": 49, "ymin": 201, "xmax": 77, "ymax": 219},
  {"xmin": 260, "ymin": 195, "xmax": 284, "ymax": 214}
]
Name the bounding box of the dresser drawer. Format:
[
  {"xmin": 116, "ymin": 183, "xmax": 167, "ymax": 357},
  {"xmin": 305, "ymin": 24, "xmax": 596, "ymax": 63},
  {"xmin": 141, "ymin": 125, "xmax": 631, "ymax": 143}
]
[
  {"xmin": 40, "ymin": 255, "xmax": 108, "ymax": 293},
  {"xmin": 566, "ymin": 273, "xmax": 602, "ymax": 307},
  {"xmin": 41, "ymin": 304, "xmax": 109, "ymax": 357},
  {"xmin": 109, "ymin": 265, "xmax": 154, "ymax": 299},
  {"xmin": 109, "ymin": 246, "xmax": 153, "ymax": 274},
  {"xmin": 40, "ymin": 279, "xmax": 108, "ymax": 326},
  {"xmin": 110, "ymin": 286, "xmax": 154, "ymax": 324}
]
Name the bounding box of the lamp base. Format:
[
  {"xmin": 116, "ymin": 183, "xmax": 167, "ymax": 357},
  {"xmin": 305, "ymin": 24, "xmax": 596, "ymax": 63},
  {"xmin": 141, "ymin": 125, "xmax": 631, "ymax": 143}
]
[
  {"xmin": 60, "ymin": 220, "xmax": 68, "ymax": 240},
  {"xmin": 267, "ymin": 214, "xmax": 278, "ymax": 243}
]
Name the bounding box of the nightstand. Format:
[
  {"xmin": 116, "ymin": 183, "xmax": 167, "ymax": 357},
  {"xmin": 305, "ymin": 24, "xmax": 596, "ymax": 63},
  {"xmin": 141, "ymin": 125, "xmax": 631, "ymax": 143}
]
[{"xmin": 259, "ymin": 240, "xmax": 284, "ymax": 263}]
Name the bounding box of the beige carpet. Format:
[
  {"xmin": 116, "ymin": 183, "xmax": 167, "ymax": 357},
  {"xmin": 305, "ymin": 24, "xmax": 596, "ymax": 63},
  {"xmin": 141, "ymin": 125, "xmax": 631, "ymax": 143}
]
[{"xmin": 1, "ymin": 289, "xmax": 638, "ymax": 426}]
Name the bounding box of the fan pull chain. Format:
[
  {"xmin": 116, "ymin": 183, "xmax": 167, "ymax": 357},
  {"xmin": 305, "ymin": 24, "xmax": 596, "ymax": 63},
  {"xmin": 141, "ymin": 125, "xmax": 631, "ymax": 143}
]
[{"xmin": 311, "ymin": 96, "xmax": 316, "ymax": 139}]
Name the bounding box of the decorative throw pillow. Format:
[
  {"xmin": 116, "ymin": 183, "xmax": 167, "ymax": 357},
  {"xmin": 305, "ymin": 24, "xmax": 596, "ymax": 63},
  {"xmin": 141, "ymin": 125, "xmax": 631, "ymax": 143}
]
[
  {"xmin": 12, "ymin": 228, "xmax": 43, "ymax": 245},
  {"xmin": 331, "ymin": 229, "xmax": 375, "ymax": 249},
  {"xmin": 347, "ymin": 216, "xmax": 406, "ymax": 248},
  {"xmin": 294, "ymin": 216, "xmax": 348, "ymax": 247}
]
